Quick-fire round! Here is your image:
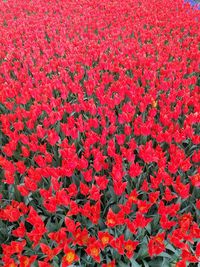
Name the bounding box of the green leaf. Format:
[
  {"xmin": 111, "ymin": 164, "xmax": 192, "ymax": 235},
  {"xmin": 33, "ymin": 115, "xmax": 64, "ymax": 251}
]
[
  {"xmin": 124, "ymin": 228, "xmax": 133, "ymax": 239},
  {"xmin": 142, "ymin": 260, "xmax": 149, "ymax": 267},
  {"xmin": 149, "ymin": 257, "xmax": 164, "ymax": 267},
  {"xmin": 0, "ymin": 103, "xmax": 10, "ymax": 114},
  {"xmin": 161, "ymin": 258, "xmax": 170, "ymax": 267},
  {"xmin": 159, "ymin": 252, "xmax": 174, "ymax": 259},
  {"xmin": 135, "ymin": 236, "xmax": 148, "ymax": 259},
  {"xmin": 51, "ymin": 257, "xmax": 60, "ymax": 267},
  {"xmin": 145, "ymin": 222, "xmax": 151, "ymax": 235},
  {"xmin": 117, "ymin": 261, "xmax": 128, "ymax": 267},
  {"xmin": 166, "ymin": 243, "xmax": 180, "ymax": 256},
  {"xmin": 130, "ymin": 258, "xmax": 141, "ymax": 267}
]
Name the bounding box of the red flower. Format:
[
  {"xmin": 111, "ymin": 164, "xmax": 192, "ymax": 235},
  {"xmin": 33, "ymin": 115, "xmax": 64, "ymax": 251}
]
[
  {"xmin": 89, "ymin": 200, "xmax": 101, "ymax": 224},
  {"xmin": 113, "ymin": 180, "xmax": 127, "ymax": 196},
  {"xmin": 178, "ymin": 213, "xmax": 193, "ymax": 232},
  {"xmin": 98, "ymin": 231, "xmax": 114, "ymax": 249},
  {"xmin": 48, "ymin": 228, "xmax": 68, "ymax": 245},
  {"xmin": 176, "ymin": 260, "xmax": 186, "ymax": 267},
  {"xmin": 73, "ymin": 227, "xmax": 89, "ymax": 246},
  {"xmin": 141, "ymin": 180, "xmax": 149, "ymax": 192},
  {"xmin": 106, "ymin": 208, "xmax": 123, "ymax": 227},
  {"xmin": 43, "ymin": 197, "xmax": 57, "ymax": 213},
  {"xmin": 102, "ymin": 260, "xmax": 116, "ymax": 267},
  {"xmin": 80, "ymin": 182, "xmax": 90, "ymax": 196},
  {"xmin": 190, "ymin": 173, "xmax": 200, "ymax": 187},
  {"xmin": 137, "ymin": 200, "xmax": 152, "ymax": 213},
  {"xmin": 15, "ymin": 161, "xmax": 26, "ymax": 174},
  {"xmin": 47, "ymin": 129, "xmax": 59, "ymax": 146},
  {"xmin": 24, "ymin": 176, "xmax": 38, "ymax": 191},
  {"xmin": 124, "ymin": 240, "xmax": 139, "ymax": 259},
  {"xmin": 138, "ymin": 141, "xmax": 158, "ymax": 163},
  {"xmin": 149, "ymin": 191, "xmax": 160, "ymax": 204},
  {"xmin": 38, "ymin": 261, "xmax": 53, "ymax": 267},
  {"xmin": 64, "ymin": 216, "xmax": 79, "ymax": 234},
  {"xmin": 148, "ymin": 232, "xmax": 165, "ymax": 257},
  {"xmin": 17, "ymin": 184, "xmax": 30, "ymax": 196},
  {"xmin": 126, "ymin": 219, "xmax": 137, "ymax": 235},
  {"xmin": 85, "ymin": 240, "xmax": 101, "ymax": 263},
  {"xmin": 56, "ymin": 189, "xmax": 70, "ymax": 206},
  {"xmin": 196, "ymin": 242, "xmax": 200, "ymax": 257},
  {"xmin": 18, "ymin": 255, "xmax": 37, "ymax": 267},
  {"xmin": 95, "ymin": 175, "xmax": 109, "ymax": 190},
  {"xmin": 126, "ymin": 188, "xmax": 138, "ymax": 203},
  {"xmin": 62, "ymin": 246, "xmax": 79, "ymax": 267},
  {"xmin": 26, "ymin": 207, "xmax": 47, "ymax": 247},
  {"xmin": 40, "ymin": 243, "xmax": 61, "ymax": 261},
  {"xmin": 134, "ymin": 212, "xmax": 152, "ymax": 228},
  {"xmin": 3, "ymin": 170, "xmax": 15, "ymax": 185},
  {"xmin": 163, "ymin": 187, "xmax": 177, "ymax": 202},
  {"xmin": 168, "ymin": 230, "xmax": 189, "ymax": 250},
  {"xmin": 2, "ymin": 258, "xmax": 18, "ymax": 267},
  {"xmin": 173, "ymin": 176, "xmax": 190, "ymax": 199},
  {"xmin": 89, "ymin": 184, "xmax": 101, "ymax": 201},
  {"xmin": 82, "ymin": 169, "xmax": 93, "ymax": 182},
  {"xmin": 181, "ymin": 249, "xmax": 198, "ymax": 263},
  {"xmin": 67, "ymin": 201, "xmax": 80, "ymax": 216},
  {"xmin": 2, "ymin": 205, "xmax": 20, "ymax": 222},
  {"xmin": 160, "ymin": 214, "xmax": 176, "ymax": 230},
  {"xmin": 129, "ymin": 162, "xmax": 142, "ymax": 177},
  {"xmin": 2, "ymin": 240, "xmax": 26, "ymax": 256},
  {"xmin": 110, "ymin": 235, "xmax": 125, "ymax": 255},
  {"xmin": 12, "ymin": 222, "xmax": 26, "ymax": 238},
  {"xmin": 67, "ymin": 184, "xmax": 78, "ymax": 197}
]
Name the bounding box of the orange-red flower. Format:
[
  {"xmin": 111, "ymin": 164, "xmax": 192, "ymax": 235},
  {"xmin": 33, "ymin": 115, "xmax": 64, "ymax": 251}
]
[
  {"xmin": 102, "ymin": 260, "xmax": 116, "ymax": 267},
  {"xmin": 98, "ymin": 231, "xmax": 114, "ymax": 249},
  {"xmin": 73, "ymin": 227, "xmax": 89, "ymax": 246},
  {"xmin": 124, "ymin": 240, "xmax": 139, "ymax": 259},
  {"xmin": 18, "ymin": 255, "xmax": 37, "ymax": 267},
  {"xmin": 85, "ymin": 240, "xmax": 101, "ymax": 263},
  {"xmin": 148, "ymin": 232, "xmax": 165, "ymax": 257},
  {"xmin": 178, "ymin": 213, "xmax": 193, "ymax": 232},
  {"xmin": 40, "ymin": 243, "xmax": 61, "ymax": 261},
  {"xmin": 62, "ymin": 246, "xmax": 79, "ymax": 267}
]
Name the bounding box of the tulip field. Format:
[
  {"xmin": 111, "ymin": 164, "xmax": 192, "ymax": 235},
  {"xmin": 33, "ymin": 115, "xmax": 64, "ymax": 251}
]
[{"xmin": 0, "ymin": 0, "xmax": 200, "ymax": 266}]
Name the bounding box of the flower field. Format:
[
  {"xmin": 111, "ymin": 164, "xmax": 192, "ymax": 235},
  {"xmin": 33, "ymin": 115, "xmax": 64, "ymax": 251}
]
[{"xmin": 0, "ymin": 0, "xmax": 200, "ymax": 266}]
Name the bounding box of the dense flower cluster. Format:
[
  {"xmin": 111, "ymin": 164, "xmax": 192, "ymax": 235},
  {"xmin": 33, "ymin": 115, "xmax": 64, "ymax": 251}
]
[{"xmin": 0, "ymin": 0, "xmax": 200, "ymax": 266}]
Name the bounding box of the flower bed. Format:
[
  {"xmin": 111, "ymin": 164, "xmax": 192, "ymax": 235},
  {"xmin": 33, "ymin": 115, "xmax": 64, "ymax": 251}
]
[{"xmin": 0, "ymin": 0, "xmax": 200, "ymax": 266}]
